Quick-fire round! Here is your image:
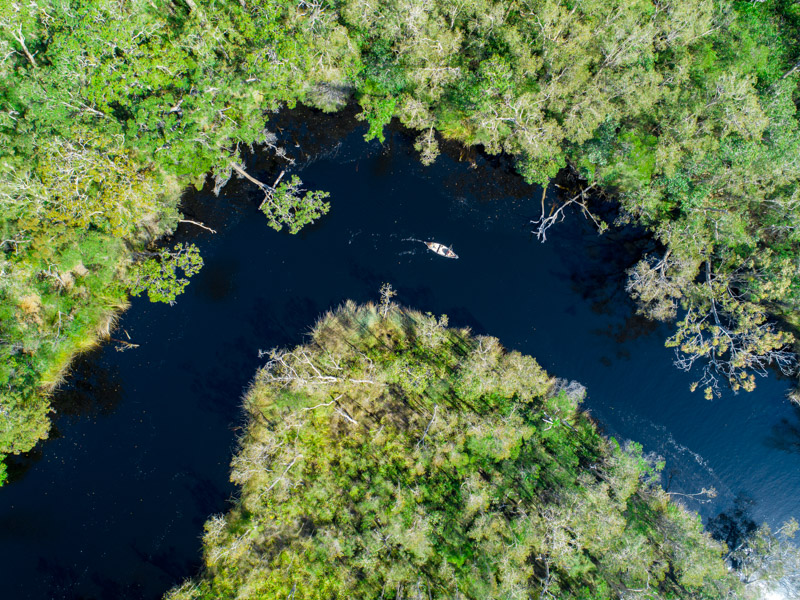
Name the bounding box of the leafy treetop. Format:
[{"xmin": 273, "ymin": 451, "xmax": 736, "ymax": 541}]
[{"xmin": 166, "ymin": 303, "xmax": 739, "ymax": 600}]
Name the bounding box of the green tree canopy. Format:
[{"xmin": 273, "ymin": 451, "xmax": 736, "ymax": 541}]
[
  {"xmin": 166, "ymin": 303, "xmax": 738, "ymax": 600},
  {"xmin": 3, "ymin": 0, "xmax": 800, "ymax": 475}
]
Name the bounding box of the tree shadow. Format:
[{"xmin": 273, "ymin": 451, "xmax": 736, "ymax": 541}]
[
  {"xmin": 590, "ymin": 313, "xmax": 660, "ymax": 344},
  {"xmin": 50, "ymin": 349, "xmax": 124, "ymax": 419},
  {"xmin": 765, "ymin": 404, "xmax": 800, "ymax": 454},
  {"xmin": 193, "ymin": 256, "xmax": 239, "ymax": 303},
  {"xmin": 272, "ymin": 103, "xmax": 364, "ymax": 165},
  {"xmin": 707, "ymin": 494, "xmax": 759, "ymax": 555},
  {"xmin": 545, "ymin": 190, "xmax": 654, "ymax": 322},
  {"xmin": 34, "ymin": 557, "xmax": 83, "ymax": 600},
  {"xmin": 4, "ymin": 350, "xmax": 125, "ymax": 484},
  {"xmin": 183, "ymin": 294, "xmax": 322, "ymax": 420},
  {"xmin": 3, "ymin": 446, "xmax": 45, "ymax": 485}
]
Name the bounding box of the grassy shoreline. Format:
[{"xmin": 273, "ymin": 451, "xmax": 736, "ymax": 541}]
[{"xmin": 3, "ymin": 0, "xmax": 800, "ymax": 478}]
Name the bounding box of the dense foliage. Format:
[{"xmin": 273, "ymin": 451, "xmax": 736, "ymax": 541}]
[
  {"xmin": 2, "ymin": 0, "xmax": 800, "ymax": 470},
  {"xmin": 129, "ymin": 242, "xmax": 204, "ymax": 305},
  {"xmin": 165, "ymin": 303, "xmax": 740, "ymax": 600},
  {"xmin": 0, "ymin": 0, "xmax": 343, "ymax": 461},
  {"xmin": 332, "ymin": 0, "xmax": 800, "ymax": 397}
]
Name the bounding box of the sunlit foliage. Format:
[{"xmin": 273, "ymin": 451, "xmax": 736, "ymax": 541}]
[
  {"xmin": 165, "ymin": 304, "xmax": 738, "ymax": 600},
  {"xmin": 129, "ymin": 243, "xmax": 204, "ymax": 305},
  {"xmin": 261, "ymin": 175, "xmax": 331, "ymax": 234},
  {"xmin": 0, "ymin": 0, "xmax": 351, "ymax": 459},
  {"xmin": 2, "ymin": 0, "xmax": 800, "ymax": 471}
]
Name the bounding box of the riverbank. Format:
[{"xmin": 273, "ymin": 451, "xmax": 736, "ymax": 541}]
[
  {"xmin": 165, "ymin": 302, "xmax": 737, "ymax": 599},
  {"xmin": 3, "ymin": 0, "xmax": 800, "ymax": 472},
  {"xmin": 2, "ymin": 125, "xmax": 798, "ymax": 597}
]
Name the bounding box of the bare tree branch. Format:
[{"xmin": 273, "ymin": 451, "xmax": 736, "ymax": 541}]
[
  {"xmin": 416, "ymin": 404, "xmax": 438, "ymax": 448},
  {"xmin": 179, "ymin": 219, "xmax": 216, "ymax": 233},
  {"xmin": 530, "ymin": 184, "xmax": 601, "ymax": 242}
]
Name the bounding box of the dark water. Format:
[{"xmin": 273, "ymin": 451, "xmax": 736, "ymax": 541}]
[{"xmin": 2, "ymin": 107, "xmax": 799, "ymax": 599}]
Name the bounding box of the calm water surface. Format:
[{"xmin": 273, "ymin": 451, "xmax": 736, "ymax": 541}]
[{"xmin": 2, "ymin": 108, "xmax": 799, "ymax": 599}]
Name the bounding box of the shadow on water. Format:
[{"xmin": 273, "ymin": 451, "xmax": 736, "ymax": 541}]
[
  {"xmin": 708, "ymin": 495, "xmax": 760, "ymax": 556},
  {"xmin": 51, "ymin": 350, "xmax": 125, "ymax": 419},
  {"xmin": 3, "ymin": 448, "xmax": 45, "ymax": 485},
  {"xmin": 6, "ymin": 351, "xmax": 124, "ymax": 485},
  {"xmin": 766, "ymin": 404, "xmax": 800, "ymax": 454},
  {"xmin": 1, "ymin": 105, "xmax": 799, "ymax": 600}
]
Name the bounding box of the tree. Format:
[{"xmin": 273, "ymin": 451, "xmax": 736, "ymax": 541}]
[
  {"xmin": 378, "ymin": 282, "xmax": 397, "ymax": 318},
  {"xmin": 730, "ymin": 519, "xmax": 800, "ymax": 599},
  {"xmin": 165, "ymin": 304, "xmax": 739, "ymax": 600},
  {"xmin": 665, "ymin": 262, "xmax": 797, "ymax": 398},
  {"xmin": 226, "ymin": 163, "xmax": 331, "ymax": 234},
  {"xmin": 128, "ymin": 243, "xmax": 203, "ymax": 305},
  {"xmin": 261, "ymin": 175, "xmax": 331, "ymax": 234},
  {"xmin": 2, "ymin": 0, "xmax": 800, "ymax": 480}
]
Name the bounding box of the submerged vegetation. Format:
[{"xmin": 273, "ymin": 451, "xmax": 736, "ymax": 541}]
[
  {"xmin": 2, "ymin": 0, "xmax": 800, "ymax": 470},
  {"xmin": 166, "ymin": 303, "xmax": 746, "ymax": 600}
]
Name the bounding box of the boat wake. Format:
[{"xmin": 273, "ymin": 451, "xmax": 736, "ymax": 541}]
[
  {"xmin": 609, "ymin": 415, "xmax": 731, "ymax": 509},
  {"xmin": 401, "ymin": 237, "xmax": 458, "ymax": 259}
]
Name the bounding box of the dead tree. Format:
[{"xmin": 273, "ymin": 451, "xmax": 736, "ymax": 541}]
[
  {"xmin": 531, "ymin": 184, "xmax": 603, "ymax": 242},
  {"xmin": 228, "ymin": 162, "xmax": 285, "ymax": 210}
]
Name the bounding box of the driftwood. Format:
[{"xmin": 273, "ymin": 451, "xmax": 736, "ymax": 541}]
[{"xmin": 531, "ymin": 184, "xmax": 600, "ymax": 242}]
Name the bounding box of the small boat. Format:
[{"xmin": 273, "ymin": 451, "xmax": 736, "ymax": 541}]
[{"xmin": 425, "ymin": 241, "xmax": 459, "ymax": 259}]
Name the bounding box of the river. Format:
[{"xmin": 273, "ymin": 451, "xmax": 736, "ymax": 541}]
[{"xmin": 1, "ymin": 107, "xmax": 798, "ymax": 599}]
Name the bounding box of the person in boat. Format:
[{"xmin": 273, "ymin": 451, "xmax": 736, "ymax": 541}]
[{"xmin": 425, "ymin": 241, "xmax": 458, "ymax": 259}]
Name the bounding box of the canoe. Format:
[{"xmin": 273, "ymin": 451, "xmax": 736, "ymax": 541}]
[{"xmin": 425, "ymin": 241, "xmax": 459, "ymax": 259}]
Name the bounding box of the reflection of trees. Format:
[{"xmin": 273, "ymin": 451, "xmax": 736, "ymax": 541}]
[
  {"xmin": 271, "ymin": 104, "xmax": 364, "ymax": 166},
  {"xmin": 708, "ymin": 495, "xmax": 759, "ymax": 552},
  {"xmin": 766, "ymin": 405, "xmax": 800, "ymax": 454},
  {"xmin": 51, "ymin": 350, "xmax": 123, "ymax": 419},
  {"xmin": 591, "ymin": 314, "xmax": 659, "ymax": 345},
  {"xmin": 555, "ymin": 199, "xmax": 653, "ymax": 319},
  {"xmin": 34, "ymin": 557, "xmax": 81, "ymax": 600},
  {"xmin": 708, "ymin": 496, "xmax": 800, "ymax": 598}
]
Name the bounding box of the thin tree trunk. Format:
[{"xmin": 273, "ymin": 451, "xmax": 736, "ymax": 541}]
[
  {"xmin": 259, "ymin": 170, "xmax": 286, "ymax": 210},
  {"xmin": 179, "ymin": 219, "xmax": 216, "ymax": 234},
  {"xmin": 11, "ymin": 29, "xmax": 36, "ymax": 68},
  {"xmin": 229, "ymin": 163, "xmax": 286, "ymax": 210},
  {"xmin": 783, "ymin": 58, "xmax": 800, "ymax": 80},
  {"xmin": 230, "ymin": 162, "xmax": 269, "ymax": 190}
]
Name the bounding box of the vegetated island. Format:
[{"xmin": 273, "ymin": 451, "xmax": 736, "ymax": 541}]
[
  {"xmin": 3, "ymin": 0, "xmax": 800, "ymax": 480},
  {"xmin": 165, "ymin": 302, "xmax": 748, "ymax": 600}
]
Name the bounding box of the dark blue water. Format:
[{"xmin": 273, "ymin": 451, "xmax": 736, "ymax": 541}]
[{"xmin": 1, "ymin": 108, "xmax": 799, "ymax": 599}]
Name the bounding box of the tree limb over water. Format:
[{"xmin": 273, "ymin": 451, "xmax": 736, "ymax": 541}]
[{"xmin": 530, "ymin": 183, "xmax": 605, "ymax": 242}]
